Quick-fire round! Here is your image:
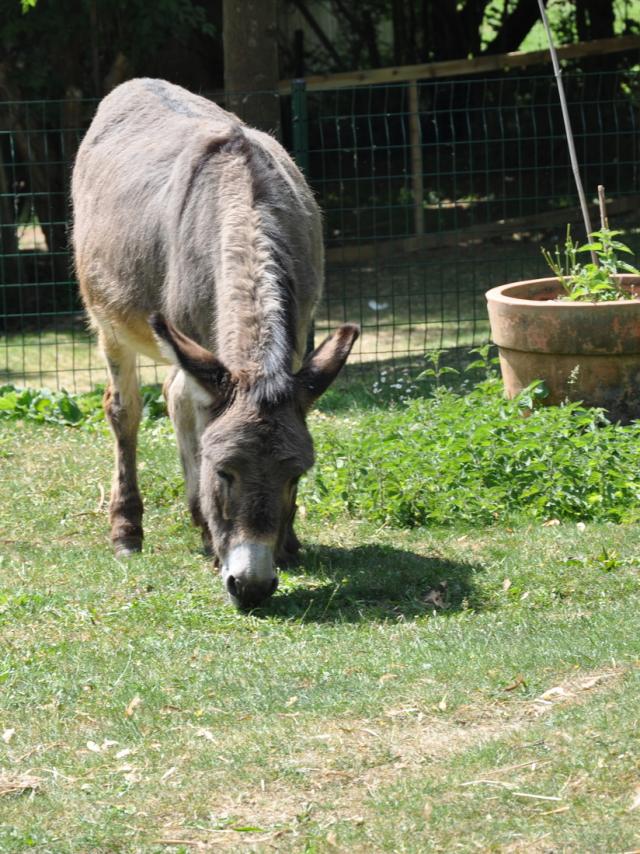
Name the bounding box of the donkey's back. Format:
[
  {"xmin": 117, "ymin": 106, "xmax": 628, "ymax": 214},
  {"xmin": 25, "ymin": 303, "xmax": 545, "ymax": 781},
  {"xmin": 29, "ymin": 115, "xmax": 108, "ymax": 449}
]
[{"xmin": 73, "ymin": 78, "xmax": 322, "ymax": 364}]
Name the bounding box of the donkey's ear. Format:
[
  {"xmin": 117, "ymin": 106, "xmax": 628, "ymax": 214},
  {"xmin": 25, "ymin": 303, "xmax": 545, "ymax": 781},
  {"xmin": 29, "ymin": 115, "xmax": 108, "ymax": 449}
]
[
  {"xmin": 296, "ymin": 324, "xmax": 359, "ymax": 410},
  {"xmin": 149, "ymin": 313, "xmax": 231, "ymax": 399}
]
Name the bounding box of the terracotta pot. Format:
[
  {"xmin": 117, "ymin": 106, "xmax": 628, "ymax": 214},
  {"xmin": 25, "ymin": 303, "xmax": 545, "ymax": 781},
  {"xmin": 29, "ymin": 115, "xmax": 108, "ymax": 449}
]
[{"xmin": 486, "ymin": 275, "xmax": 640, "ymax": 422}]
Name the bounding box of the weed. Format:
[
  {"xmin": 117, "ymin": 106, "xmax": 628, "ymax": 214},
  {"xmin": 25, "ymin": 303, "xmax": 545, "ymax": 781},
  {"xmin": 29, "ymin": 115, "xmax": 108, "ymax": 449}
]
[
  {"xmin": 541, "ymin": 225, "xmax": 639, "ymax": 301},
  {"xmin": 417, "ymin": 349, "xmax": 460, "ymax": 388},
  {"xmin": 306, "ymin": 374, "xmax": 640, "ymax": 527},
  {"xmin": 4, "ymin": 363, "xmax": 640, "ymax": 530},
  {"xmin": 0, "ymin": 384, "xmax": 166, "ymax": 427}
]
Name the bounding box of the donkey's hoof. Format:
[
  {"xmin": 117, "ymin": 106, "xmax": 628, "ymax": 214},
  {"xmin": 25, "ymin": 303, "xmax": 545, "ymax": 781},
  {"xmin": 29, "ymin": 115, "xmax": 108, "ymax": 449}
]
[{"xmin": 114, "ymin": 538, "xmax": 143, "ymax": 557}]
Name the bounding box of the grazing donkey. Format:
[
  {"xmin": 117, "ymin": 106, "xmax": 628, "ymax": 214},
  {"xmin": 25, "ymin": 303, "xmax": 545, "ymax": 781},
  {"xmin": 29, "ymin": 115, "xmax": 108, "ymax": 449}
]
[{"xmin": 72, "ymin": 79, "xmax": 358, "ymax": 608}]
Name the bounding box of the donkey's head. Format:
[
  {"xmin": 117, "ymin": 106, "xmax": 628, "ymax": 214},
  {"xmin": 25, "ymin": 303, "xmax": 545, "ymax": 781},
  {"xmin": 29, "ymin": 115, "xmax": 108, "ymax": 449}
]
[{"xmin": 151, "ymin": 314, "xmax": 359, "ymax": 608}]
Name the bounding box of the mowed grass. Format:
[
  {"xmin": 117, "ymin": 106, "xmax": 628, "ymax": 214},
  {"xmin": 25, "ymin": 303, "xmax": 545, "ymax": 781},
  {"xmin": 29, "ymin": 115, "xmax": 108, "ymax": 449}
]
[
  {"xmin": 1, "ymin": 237, "xmax": 540, "ymax": 392},
  {"xmin": 1, "ymin": 411, "xmax": 640, "ymax": 852},
  {"xmin": 0, "ymin": 322, "xmax": 483, "ymax": 393}
]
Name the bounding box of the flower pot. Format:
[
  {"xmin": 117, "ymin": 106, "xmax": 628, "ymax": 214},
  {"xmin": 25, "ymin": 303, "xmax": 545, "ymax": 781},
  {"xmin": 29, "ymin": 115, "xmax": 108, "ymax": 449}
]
[{"xmin": 485, "ymin": 275, "xmax": 640, "ymax": 422}]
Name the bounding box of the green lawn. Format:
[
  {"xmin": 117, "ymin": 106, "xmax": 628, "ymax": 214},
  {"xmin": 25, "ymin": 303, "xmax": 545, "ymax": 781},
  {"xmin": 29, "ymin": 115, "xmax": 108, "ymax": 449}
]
[
  {"xmin": 1, "ymin": 403, "xmax": 640, "ymax": 852},
  {"xmin": 1, "ymin": 238, "xmax": 547, "ymax": 392}
]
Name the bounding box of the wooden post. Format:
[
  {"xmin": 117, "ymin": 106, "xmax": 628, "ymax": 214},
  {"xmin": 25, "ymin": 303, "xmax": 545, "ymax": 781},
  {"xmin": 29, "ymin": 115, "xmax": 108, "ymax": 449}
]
[
  {"xmin": 291, "ymin": 79, "xmax": 315, "ymax": 354},
  {"xmin": 223, "ymin": 0, "xmax": 281, "ymax": 137},
  {"xmin": 408, "ymin": 80, "xmax": 424, "ymax": 236},
  {"xmin": 598, "ymin": 184, "xmax": 608, "ymax": 229}
]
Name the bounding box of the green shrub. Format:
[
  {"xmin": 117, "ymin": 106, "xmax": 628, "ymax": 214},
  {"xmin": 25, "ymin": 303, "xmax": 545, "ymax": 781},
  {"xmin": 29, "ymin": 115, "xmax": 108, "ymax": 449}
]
[
  {"xmin": 541, "ymin": 226, "xmax": 639, "ymax": 302},
  {"xmin": 0, "ymin": 384, "xmax": 166, "ymax": 427},
  {"xmin": 304, "ymin": 376, "xmax": 640, "ymax": 527},
  {"xmin": 5, "ymin": 371, "xmax": 640, "ymax": 528}
]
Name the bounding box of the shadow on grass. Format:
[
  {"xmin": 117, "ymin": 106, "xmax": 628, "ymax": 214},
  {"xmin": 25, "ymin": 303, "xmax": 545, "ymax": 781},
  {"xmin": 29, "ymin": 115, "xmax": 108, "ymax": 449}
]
[{"xmin": 257, "ymin": 542, "xmax": 485, "ymax": 623}]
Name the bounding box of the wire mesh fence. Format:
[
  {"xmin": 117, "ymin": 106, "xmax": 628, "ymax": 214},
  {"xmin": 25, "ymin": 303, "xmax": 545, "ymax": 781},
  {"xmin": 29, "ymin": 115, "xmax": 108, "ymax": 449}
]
[
  {"xmin": 305, "ymin": 67, "xmax": 640, "ymax": 374},
  {"xmin": 1, "ymin": 65, "xmax": 640, "ymax": 390}
]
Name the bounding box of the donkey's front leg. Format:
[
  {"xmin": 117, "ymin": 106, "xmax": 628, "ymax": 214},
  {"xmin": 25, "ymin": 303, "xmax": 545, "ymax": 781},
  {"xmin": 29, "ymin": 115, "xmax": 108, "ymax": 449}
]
[
  {"xmin": 277, "ymin": 503, "xmax": 302, "ymax": 567},
  {"xmin": 164, "ymin": 369, "xmax": 213, "ymax": 556},
  {"xmin": 101, "ymin": 337, "xmax": 143, "ymax": 555}
]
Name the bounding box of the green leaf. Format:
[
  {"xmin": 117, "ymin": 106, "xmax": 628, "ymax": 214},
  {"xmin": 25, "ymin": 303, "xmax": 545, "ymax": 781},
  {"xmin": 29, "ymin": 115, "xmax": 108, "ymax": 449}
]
[
  {"xmin": 57, "ymin": 396, "xmax": 83, "ymax": 424},
  {"xmin": 577, "ymin": 242, "xmax": 603, "ymax": 252},
  {"xmin": 617, "ymin": 261, "xmax": 640, "ymax": 274},
  {"xmin": 0, "ymin": 392, "xmax": 19, "ymax": 412}
]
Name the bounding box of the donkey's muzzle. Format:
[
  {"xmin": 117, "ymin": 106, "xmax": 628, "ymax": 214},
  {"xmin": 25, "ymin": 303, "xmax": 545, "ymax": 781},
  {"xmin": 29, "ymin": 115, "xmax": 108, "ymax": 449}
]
[
  {"xmin": 223, "ymin": 542, "xmax": 279, "ymax": 608},
  {"xmin": 226, "ymin": 573, "xmax": 278, "ymax": 608}
]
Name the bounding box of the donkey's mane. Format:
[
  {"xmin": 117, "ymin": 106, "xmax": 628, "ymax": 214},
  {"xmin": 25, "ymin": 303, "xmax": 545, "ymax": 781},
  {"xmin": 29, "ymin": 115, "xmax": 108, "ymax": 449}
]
[{"xmin": 213, "ymin": 129, "xmax": 299, "ymax": 405}]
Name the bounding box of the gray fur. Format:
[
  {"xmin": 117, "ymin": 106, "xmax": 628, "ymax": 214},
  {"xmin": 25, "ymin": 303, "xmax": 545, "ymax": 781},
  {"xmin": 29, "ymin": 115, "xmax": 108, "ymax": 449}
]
[{"xmin": 73, "ymin": 78, "xmax": 321, "ymax": 376}]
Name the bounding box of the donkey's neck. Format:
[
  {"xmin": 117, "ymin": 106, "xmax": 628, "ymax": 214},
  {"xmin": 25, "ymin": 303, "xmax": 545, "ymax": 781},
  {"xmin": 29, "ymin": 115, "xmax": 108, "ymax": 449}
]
[{"xmin": 214, "ymin": 163, "xmax": 295, "ymax": 402}]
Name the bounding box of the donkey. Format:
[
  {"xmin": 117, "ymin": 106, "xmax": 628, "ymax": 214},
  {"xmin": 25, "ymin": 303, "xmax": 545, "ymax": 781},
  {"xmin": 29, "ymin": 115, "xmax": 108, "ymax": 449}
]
[{"xmin": 72, "ymin": 78, "xmax": 359, "ymax": 608}]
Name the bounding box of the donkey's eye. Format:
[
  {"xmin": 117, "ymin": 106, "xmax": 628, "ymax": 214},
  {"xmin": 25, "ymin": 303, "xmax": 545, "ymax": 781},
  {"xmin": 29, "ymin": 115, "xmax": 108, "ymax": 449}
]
[{"xmin": 217, "ymin": 470, "xmax": 234, "ymax": 485}]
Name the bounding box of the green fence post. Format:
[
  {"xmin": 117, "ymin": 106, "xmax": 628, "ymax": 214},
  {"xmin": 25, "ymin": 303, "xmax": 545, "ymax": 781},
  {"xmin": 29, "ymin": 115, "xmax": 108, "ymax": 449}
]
[
  {"xmin": 291, "ymin": 78, "xmax": 314, "ymax": 354},
  {"xmin": 291, "ymin": 78, "xmax": 309, "ymax": 175}
]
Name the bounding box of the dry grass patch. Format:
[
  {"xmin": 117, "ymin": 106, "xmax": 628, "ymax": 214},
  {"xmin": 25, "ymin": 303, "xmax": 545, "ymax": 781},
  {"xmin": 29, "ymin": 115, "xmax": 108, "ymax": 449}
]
[
  {"xmin": 0, "ymin": 771, "xmax": 43, "ymax": 797},
  {"xmin": 150, "ymin": 667, "xmax": 624, "ymax": 851}
]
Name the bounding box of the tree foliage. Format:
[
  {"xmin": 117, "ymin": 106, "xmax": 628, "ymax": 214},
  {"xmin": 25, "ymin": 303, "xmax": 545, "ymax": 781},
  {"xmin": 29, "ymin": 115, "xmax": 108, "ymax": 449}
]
[
  {"xmin": 0, "ymin": 0, "xmax": 222, "ymax": 297},
  {"xmin": 280, "ymin": 0, "xmax": 637, "ymax": 76},
  {"xmin": 1, "ymin": 0, "xmax": 221, "ymax": 100}
]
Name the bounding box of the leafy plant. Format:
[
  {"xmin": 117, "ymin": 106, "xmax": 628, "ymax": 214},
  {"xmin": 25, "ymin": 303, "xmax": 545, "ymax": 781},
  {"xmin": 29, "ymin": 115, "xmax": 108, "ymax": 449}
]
[
  {"xmin": 305, "ymin": 372, "xmax": 640, "ymax": 528},
  {"xmin": 0, "ymin": 385, "xmax": 89, "ymax": 426},
  {"xmin": 593, "ymin": 546, "xmax": 623, "ymax": 572},
  {"xmin": 0, "ymin": 384, "xmax": 166, "ymax": 427},
  {"xmin": 7, "ymin": 367, "xmax": 640, "ymax": 530},
  {"xmin": 541, "ymin": 226, "xmax": 639, "ymax": 302},
  {"xmin": 417, "ymin": 349, "xmax": 460, "ymax": 388},
  {"xmin": 465, "ymin": 344, "xmax": 501, "ymax": 380}
]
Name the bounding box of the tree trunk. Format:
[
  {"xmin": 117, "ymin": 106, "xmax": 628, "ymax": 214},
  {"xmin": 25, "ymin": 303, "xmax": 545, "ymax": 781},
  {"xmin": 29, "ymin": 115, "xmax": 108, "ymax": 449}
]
[
  {"xmin": 484, "ymin": 0, "xmax": 549, "ymax": 55},
  {"xmin": 223, "ymin": 0, "xmax": 281, "ymax": 137},
  {"xmin": 576, "ymin": 0, "xmax": 615, "ymax": 41},
  {"xmin": 392, "ymin": 0, "xmax": 408, "ymax": 65},
  {"xmin": 428, "ymin": 1, "xmax": 474, "ymax": 61},
  {"xmin": 576, "ymin": 0, "xmax": 617, "ymax": 77}
]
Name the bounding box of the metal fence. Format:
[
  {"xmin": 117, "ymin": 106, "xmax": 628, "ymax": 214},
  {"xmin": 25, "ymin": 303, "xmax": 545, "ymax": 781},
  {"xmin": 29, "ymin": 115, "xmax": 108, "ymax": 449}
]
[{"xmin": 2, "ymin": 66, "xmax": 640, "ymax": 391}]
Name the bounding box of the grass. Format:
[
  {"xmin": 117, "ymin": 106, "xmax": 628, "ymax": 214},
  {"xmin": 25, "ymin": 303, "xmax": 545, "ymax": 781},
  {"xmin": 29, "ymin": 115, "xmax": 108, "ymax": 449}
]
[
  {"xmin": 1, "ymin": 380, "xmax": 640, "ymax": 852},
  {"xmin": 0, "ymin": 328, "xmax": 166, "ymax": 394},
  {"xmin": 0, "ymin": 316, "xmax": 489, "ymax": 394},
  {"xmin": 1, "ymin": 237, "xmax": 550, "ymax": 391}
]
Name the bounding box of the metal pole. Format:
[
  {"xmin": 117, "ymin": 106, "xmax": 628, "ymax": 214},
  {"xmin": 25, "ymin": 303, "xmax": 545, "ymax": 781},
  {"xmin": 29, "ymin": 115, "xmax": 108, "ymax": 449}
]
[
  {"xmin": 408, "ymin": 80, "xmax": 424, "ymax": 236},
  {"xmin": 537, "ymin": 0, "xmax": 597, "ymax": 264},
  {"xmin": 291, "ymin": 79, "xmax": 309, "ymax": 175}
]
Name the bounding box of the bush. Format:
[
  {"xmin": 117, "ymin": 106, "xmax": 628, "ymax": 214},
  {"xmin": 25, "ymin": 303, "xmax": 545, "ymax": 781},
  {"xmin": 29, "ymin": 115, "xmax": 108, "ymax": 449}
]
[
  {"xmin": 4, "ymin": 372, "xmax": 640, "ymax": 528},
  {"xmin": 0, "ymin": 385, "xmax": 166, "ymax": 427},
  {"xmin": 305, "ymin": 376, "xmax": 640, "ymax": 527}
]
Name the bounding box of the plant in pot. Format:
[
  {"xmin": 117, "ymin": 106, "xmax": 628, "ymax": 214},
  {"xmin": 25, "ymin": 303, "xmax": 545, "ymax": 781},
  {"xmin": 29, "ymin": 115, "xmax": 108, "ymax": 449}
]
[
  {"xmin": 486, "ymin": 218, "xmax": 640, "ymax": 423},
  {"xmin": 486, "ymin": 4, "xmax": 640, "ymax": 423}
]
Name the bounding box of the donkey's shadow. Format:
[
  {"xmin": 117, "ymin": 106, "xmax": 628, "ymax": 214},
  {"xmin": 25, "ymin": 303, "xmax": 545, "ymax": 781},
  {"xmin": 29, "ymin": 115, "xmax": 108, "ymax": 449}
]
[{"xmin": 257, "ymin": 542, "xmax": 485, "ymax": 623}]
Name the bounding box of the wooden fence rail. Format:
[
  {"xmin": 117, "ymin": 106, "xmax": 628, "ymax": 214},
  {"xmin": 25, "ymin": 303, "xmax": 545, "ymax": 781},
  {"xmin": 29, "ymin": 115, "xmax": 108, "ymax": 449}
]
[{"xmin": 278, "ymin": 34, "xmax": 640, "ymax": 94}]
